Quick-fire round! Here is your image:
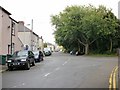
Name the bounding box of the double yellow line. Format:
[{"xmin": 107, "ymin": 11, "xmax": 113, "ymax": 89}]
[{"xmin": 109, "ymin": 66, "xmax": 118, "ymax": 90}]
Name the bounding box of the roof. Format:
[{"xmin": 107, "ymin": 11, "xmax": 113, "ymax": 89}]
[
  {"xmin": 18, "ymin": 26, "xmax": 39, "ymax": 38},
  {"xmin": 18, "ymin": 26, "xmax": 32, "ymax": 32},
  {"xmin": 47, "ymin": 42, "xmax": 53, "ymax": 46},
  {"xmin": 18, "ymin": 37, "xmax": 24, "ymax": 46},
  {"xmin": 0, "ymin": 6, "xmax": 11, "ymax": 15},
  {"xmin": 33, "ymin": 32, "xmax": 39, "ymax": 37},
  {"xmin": 9, "ymin": 17, "xmax": 18, "ymax": 23}
]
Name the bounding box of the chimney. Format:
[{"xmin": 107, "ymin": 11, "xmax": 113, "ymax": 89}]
[
  {"xmin": 40, "ymin": 36, "xmax": 43, "ymax": 39},
  {"xmin": 18, "ymin": 21, "xmax": 24, "ymax": 25}
]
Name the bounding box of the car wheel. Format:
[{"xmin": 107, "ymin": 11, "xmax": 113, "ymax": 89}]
[
  {"xmin": 38, "ymin": 59, "xmax": 40, "ymax": 62},
  {"xmin": 25, "ymin": 62, "xmax": 30, "ymax": 70},
  {"xmin": 8, "ymin": 66, "xmax": 13, "ymax": 71},
  {"xmin": 41, "ymin": 58, "xmax": 44, "ymax": 61},
  {"xmin": 32, "ymin": 60, "xmax": 35, "ymax": 66}
]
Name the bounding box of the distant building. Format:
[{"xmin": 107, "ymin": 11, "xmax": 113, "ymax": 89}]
[
  {"xmin": 39, "ymin": 36, "xmax": 44, "ymax": 52},
  {"xmin": 47, "ymin": 43, "xmax": 55, "ymax": 52},
  {"xmin": 0, "ymin": 6, "xmax": 23, "ymax": 55},
  {"xmin": 18, "ymin": 21, "xmax": 32, "ymax": 50},
  {"xmin": 18, "ymin": 21, "xmax": 43, "ymax": 51},
  {"xmin": 32, "ymin": 32, "xmax": 39, "ymax": 51}
]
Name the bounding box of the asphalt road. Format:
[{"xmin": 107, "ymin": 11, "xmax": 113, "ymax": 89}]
[{"xmin": 2, "ymin": 52, "xmax": 118, "ymax": 88}]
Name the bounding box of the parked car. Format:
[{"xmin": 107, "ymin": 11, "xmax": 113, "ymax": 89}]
[
  {"xmin": 43, "ymin": 48, "xmax": 52, "ymax": 56},
  {"xmin": 33, "ymin": 50, "xmax": 44, "ymax": 62},
  {"xmin": 6, "ymin": 50, "xmax": 35, "ymax": 71},
  {"xmin": 70, "ymin": 50, "xmax": 76, "ymax": 55},
  {"xmin": 76, "ymin": 51, "xmax": 85, "ymax": 56}
]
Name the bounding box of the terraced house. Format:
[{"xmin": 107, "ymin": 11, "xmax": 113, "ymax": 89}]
[
  {"xmin": 0, "ymin": 6, "xmax": 23, "ymax": 56},
  {"xmin": 18, "ymin": 21, "xmax": 43, "ymax": 51}
]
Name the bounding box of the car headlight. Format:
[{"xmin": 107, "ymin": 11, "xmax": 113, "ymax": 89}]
[
  {"xmin": 21, "ymin": 59, "xmax": 26, "ymax": 61},
  {"xmin": 7, "ymin": 60, "xmax": 12, "ymax": 62}
]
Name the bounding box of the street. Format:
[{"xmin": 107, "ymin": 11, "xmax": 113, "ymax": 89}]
[{"xmin": 2, "ymin": 52, "xmax": 118, "ymax": 88}]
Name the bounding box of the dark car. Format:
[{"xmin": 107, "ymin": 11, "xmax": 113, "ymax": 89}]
[
  {"xmin": 33, "ymin": 51, "xmax": 44, "ymax": 62},
  {"xmin": 6, "ymin": 50, "xmax": 35, "ymax": 71},
  {"xmin": 70, "ymin": 50, "xmax": 76, "ymax": 55},
  {"xmin": 76, "ymin": 51, "xmax": 85, "ymax": 56}
]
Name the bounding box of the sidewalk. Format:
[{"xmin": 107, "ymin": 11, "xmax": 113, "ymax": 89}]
[{"xmin": 0, "ymin": 64, "xmax": 8, "ymax": 73}]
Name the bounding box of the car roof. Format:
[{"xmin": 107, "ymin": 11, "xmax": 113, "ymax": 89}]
[
  {"xmin": 33, "ymin": 50, "xmax": 39, "ymax": 53},
  {"xmin": 14, "ymin": 50, "xmax": 32, "ymax": 53}
]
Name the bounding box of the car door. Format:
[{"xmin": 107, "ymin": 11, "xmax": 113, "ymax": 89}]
[
  {"xmin": 30, "ymin": 51, "xmax": 35, "ymax": 62},
  {"xmin": 28, "ymin": 51, "xmax": 32, "ymax": 63},
  {"xmin": 28, "ymin": 51, "xmax": 34, "ymax": 63}
]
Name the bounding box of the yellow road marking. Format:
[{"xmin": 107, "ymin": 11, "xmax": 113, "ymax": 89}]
[
  {"xmin": 109, "ymin": 66, "xmax": 118, "ymax": 90},
  {"xmin": 109, "ymin": 66, "xmax": 116, "ymax": 90},
  {"xmin": 113, "ymin": 66, "xmax": 118, "ymax": 90}
]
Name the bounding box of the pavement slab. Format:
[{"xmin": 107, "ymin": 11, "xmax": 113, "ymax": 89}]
[{"xmin": 0, "ymin": 65, "xmax": 8, "ymax": 73}]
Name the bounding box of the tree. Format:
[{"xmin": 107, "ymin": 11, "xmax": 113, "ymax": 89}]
[{"xmin": 51, "ymin": 5, "xmax": 119, "ymax": 55}]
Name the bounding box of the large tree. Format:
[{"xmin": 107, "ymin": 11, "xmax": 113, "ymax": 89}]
[{"xmin": 51, "ymin": 5, "xmax": 119, "ymax": 55}]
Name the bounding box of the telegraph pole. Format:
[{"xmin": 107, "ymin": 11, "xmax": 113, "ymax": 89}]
[{"xmin": 31, "ymin": 19, "xmax": 33, "ymax": 51}]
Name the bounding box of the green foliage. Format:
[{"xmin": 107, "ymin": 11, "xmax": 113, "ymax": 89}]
[{"xmin": 51, "ymin": 5, "xmax": 119, "ymax": 54}]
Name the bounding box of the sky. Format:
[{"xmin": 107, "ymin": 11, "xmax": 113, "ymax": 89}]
[{"xmin": 0, "ymin": 0, "xmax": 119, "ymax": 45}]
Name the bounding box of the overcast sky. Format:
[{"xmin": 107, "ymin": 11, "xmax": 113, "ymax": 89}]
[{"xmin": 0, "ymin": 0, "xmax": 119, "ymax": 44}]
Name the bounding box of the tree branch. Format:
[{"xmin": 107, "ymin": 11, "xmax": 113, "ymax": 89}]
[
  {"xmin": 82, "ymin": 34, "xmax": 88, "ymax": 42},
  {"xmin": 89, "ymin": 37, "xmax": 99, "ymax": 45},
  {"xmin": 77, "ymin": 39, "xmax": 86, "ymax": 46}
]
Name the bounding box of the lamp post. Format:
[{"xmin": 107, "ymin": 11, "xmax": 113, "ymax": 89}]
[
  {"xmin": 31, "ymin": 19, "xmax": 33, "ymax": 51},
  {"xmin": 23, "ymin": 25, "xmax": 26, "ymax": 48}
]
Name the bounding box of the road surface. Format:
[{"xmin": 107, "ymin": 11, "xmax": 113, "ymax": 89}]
[{"xmin": 2, "ymin": 52, "xmax": 118, "ymax": 88}]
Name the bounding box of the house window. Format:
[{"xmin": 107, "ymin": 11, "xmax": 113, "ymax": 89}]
[{"xmin": 11, "ymin": 21, "xmax": 15, "ymax": 36}]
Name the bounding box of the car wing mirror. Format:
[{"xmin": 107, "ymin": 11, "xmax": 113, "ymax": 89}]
[{"xmin": 7, "ymin": 54, "xmax": 13, "ymax": 59}]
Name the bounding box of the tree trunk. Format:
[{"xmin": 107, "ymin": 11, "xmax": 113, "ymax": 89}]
[
  {"xmin": 110, "ymin": 38, "xmax": 112, "ymax": 53},
  {"xmin": 85, "ymin": 44, "xmax": 89, "ymax": 55},
  {"xmin": 78, "ymin": 42, "xmax": 81, "ymax": 51}
]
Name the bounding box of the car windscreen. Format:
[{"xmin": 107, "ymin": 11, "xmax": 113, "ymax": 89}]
[
  {"xmin": 33, "ymin": 51, "xmax": 39, "ymax": 56},
  {"xmin": 12, "ymin": 51, "xmax": 28, "ymax": 57}
]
